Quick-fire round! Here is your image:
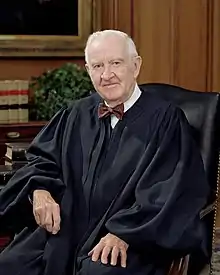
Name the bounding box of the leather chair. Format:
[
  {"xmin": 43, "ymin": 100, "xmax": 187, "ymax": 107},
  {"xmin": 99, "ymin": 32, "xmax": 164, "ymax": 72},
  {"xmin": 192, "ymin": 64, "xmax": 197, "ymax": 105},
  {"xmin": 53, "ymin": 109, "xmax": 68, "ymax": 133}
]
[{"xmin": 139, "ymin": 83, "xmax": 220, "ymax": 275}]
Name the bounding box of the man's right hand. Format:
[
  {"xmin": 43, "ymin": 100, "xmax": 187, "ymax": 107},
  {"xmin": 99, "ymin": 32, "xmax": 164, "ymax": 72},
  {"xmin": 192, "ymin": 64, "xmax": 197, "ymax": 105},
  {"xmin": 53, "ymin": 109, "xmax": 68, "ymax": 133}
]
[{"xmin": 33, "ymin": 190, "xmax": 61, "ymax": 234}]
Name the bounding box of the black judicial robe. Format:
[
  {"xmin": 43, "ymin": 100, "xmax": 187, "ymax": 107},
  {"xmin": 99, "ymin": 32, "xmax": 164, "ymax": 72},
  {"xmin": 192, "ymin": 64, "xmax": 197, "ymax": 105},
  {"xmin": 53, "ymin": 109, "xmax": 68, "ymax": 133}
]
[{"xmin": 0, "ymin": 90, "xmax": 209, "ymax": 275}]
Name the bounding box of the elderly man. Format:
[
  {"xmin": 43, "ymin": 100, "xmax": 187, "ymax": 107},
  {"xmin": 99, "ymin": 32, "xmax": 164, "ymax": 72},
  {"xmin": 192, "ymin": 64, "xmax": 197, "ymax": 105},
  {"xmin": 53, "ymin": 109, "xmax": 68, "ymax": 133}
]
[{"xmin": 0, "ymin": 30, "xmax": 209, "ymax": 275}]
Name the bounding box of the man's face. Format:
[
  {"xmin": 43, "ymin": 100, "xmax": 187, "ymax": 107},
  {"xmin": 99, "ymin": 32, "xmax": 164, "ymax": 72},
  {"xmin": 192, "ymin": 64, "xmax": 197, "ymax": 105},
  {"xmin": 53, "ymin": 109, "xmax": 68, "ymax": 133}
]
[{"xmin": 86, "ymin": 36, "xmax": 142, "ymax": 106}]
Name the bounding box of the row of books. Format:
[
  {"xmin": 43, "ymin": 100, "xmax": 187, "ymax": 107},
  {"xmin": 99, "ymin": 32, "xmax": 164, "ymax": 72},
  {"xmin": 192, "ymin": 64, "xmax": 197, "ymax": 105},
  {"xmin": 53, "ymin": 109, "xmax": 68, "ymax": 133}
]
[{"xmin": 0, "ymin": 80, "xmax": 29, "ymax": 124}]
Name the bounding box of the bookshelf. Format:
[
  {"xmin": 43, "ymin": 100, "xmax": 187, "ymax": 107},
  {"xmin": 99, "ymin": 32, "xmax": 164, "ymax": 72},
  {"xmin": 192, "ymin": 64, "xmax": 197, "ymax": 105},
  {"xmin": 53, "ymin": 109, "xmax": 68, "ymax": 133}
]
[{"xmin": 0, "ymin": 121, "xmax": 46, "ymax": 164}]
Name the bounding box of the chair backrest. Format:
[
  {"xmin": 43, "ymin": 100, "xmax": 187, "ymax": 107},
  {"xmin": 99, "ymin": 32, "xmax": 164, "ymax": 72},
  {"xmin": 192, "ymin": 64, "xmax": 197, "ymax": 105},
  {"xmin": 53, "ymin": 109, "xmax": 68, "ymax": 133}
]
[
  {"xmin": 140, "ymin": 83, "xmax": 220, "ymax": 196},
  {"xmin": 139, "ymin": 83, "xmax": 220, "ymax": 274}
]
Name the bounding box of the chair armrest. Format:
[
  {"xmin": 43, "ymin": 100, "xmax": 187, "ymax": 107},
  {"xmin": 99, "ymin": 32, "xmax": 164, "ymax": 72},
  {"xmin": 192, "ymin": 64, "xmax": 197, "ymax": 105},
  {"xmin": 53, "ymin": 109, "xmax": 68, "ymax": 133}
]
[
  {"xmin": 200, "ymin": 200, "xmax": 216, "ymax": 219},
  {"xmin": 168, "ymin": 256, "xmax": 189, "ymax": 275},
  {"xmin": 167, "ymin": 200, "xmax": 215, "ymax": 275}
]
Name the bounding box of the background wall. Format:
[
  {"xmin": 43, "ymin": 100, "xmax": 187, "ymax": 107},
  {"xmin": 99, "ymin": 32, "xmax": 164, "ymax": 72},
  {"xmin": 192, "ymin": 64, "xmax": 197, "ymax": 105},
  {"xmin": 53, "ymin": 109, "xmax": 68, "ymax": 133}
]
[
  {"xmin": 0, "ymin": 58, "xmax": 84, "ymax": 80},
  {"xmin": 0, "ymin": 0, "xmax": 219, "ymax": 93}
]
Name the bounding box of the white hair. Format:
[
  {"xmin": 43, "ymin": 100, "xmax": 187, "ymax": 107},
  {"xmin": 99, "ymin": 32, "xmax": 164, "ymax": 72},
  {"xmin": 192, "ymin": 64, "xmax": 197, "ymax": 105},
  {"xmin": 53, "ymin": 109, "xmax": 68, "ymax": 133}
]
[{"xmin": 84, "ymin": 29, "xmax": 138, "ymax": 64}]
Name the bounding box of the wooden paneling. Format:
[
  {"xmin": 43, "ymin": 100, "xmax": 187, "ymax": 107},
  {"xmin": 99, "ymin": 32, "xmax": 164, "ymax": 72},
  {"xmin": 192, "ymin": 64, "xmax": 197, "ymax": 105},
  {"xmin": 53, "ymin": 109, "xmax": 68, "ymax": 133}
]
[
  {"xmin": 133, "ymin": 0, "xmax": 211, "ymax": 91},
  {"xmin": 97, "ymin": 0, "xmax": 219, "ymax": 92},
  {"xmin": 172, "ymin": 0, "xmax": 209, "ymax": 91},
  {"xmin": 96, "ymin": 0, "xmax": 133, "ymax": 36},
  {"xmin": 0, "ymin": 59, "xmax": 84, "ymax": 80},
  {"xmin": 133, "ymin": 0, "xmax": 174, "ymax": 85}
]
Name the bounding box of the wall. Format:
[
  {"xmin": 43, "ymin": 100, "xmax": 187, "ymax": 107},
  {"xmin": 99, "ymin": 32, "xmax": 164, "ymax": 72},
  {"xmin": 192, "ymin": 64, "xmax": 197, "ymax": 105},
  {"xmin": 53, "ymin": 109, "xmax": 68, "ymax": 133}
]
[
  {"xmin": 133, "ymin": 0, "xmax": 211, "ymax": 91},
  {"xmin": 0, "ymin": 58, "xmax": 85, "ymax": 80}
]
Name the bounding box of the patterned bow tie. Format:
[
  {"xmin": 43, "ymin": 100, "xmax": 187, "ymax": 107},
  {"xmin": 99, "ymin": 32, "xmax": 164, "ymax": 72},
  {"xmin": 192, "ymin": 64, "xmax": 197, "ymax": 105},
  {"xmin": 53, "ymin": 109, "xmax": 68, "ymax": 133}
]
[{"xmin": 98, "ymin": 102, "xmax": 124, "ymax": 120}]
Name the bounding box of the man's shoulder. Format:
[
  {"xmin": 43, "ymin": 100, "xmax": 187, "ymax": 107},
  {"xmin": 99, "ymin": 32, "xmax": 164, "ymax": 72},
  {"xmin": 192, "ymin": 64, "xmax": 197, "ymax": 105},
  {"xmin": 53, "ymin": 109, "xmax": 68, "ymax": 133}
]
[
  {"xmin": 68, "ymin": 92, "xmax": 100, "ymax": 110},
  {"xmin": 139, "ymin": 87, "xmax": 181, "ymax": 118}
]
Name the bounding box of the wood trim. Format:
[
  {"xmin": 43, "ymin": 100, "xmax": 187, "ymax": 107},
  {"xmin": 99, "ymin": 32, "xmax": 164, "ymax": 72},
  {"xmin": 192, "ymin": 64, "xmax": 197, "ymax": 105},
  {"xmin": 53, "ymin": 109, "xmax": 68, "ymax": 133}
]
[
  {"xmin": 170, "ymin": 0, "xmax": 178, "ymax": 85},
  {"xmin": 96, "ymin": 0, "xmax": 116, "ymax": 30},
  {"xmin": 130, "ymin": 0, "xmax": 135, "ymax": 38},
  {"xmin": 172, "ymin": 0, "xmax": 209, "ymax": 91},
  {"xmin": 92, "ymin": 0, "xmax": 102, "ymax": 31},
  {"xmin": 116, "ymin": 0, "xmax": 132, "ymax": 36},
  {"xmin": 133, "ymin": 0, "xmax": 175, "ymax": 84},
  {"xmin": 0, "ymin": 0, "xmax": 93, "ymax": 57},
  {"xmin": 94, "ymin": 0, "xmax": 132, "ymax": 36},
  {"xmin": 206, "ymin": 0, "xmax": 214, "ymax": 92},
  {"xmin": 212, "ymin": 0, "xmax": 220, "ymax": 92}
]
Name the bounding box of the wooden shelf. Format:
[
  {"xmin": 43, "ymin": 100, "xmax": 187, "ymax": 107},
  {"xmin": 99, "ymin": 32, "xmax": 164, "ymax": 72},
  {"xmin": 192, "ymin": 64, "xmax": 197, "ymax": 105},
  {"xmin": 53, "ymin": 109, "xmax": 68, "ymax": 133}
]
[{"xmin": 0, "ymin": 121, "xmax": 47, "ymax": 127}]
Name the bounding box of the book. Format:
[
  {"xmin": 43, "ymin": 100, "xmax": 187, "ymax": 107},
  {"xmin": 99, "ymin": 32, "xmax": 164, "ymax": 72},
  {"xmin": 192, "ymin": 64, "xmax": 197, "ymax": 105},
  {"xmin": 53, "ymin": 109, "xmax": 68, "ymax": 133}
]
[
  {"xmin": 4, "ymin": 157, "xmax": 28, "ymax": 168},
  {"xmin": 18, "ymin": 80, "xmax": 29, "ymax": 123},
  {"xmin": 5, "ymin": 142, "xmax": 29, "ymax": 161},
  {"xmin": 0, "ymin": 81, "xmax": 9, "ymax": 124},
  {"xmin": 0, "ymin": 80, "xmax": 29, "ymax": 124},
  {"xmin": 8, "ymin": 80, "xmax": 19, "ymax": 124}
]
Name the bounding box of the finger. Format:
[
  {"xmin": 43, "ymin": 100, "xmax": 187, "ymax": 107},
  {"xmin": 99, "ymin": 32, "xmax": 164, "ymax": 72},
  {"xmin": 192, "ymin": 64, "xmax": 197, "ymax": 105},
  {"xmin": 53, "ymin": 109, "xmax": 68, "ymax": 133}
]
[
  {"xmin": 34, "ymin": 206, "xmax": 45, "ymax": 226},
  {"xmin": 52, "ymin": 203, "xmax": 61, "ymax": 234},
  {"xmin": 111, "ymin": 246, "xmax": 119, "ymax": 266},
  {"xmin": 44, "ymin": 204, "xmax": 53, "ymax": 232},
  {"xmin": 91, "ymin": 243, "xmax": 103, "ymax": 262},
  {"xmin": 88, "ymin": 249, "xmax": 94, "ymax": 256},
  {"xmin": 101, "ymin": 246, "xmax": 111, "ymax": 264},
  {"xmin": 33, "ymin": 210, "xmax": 41, "ymax": 225},
  {"xmin": 120, "ymin": 249, "xmax": 127, "ymax": 268}
]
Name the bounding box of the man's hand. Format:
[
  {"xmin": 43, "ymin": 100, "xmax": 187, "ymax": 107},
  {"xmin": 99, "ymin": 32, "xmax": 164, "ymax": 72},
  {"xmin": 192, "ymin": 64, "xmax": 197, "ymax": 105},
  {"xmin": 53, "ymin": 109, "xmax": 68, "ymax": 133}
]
[
  {"xmin": 33, "ymin": 190, "xmax": 60, "ymax": 234},
  {"xmin": 88, "ymin": 233, "xmax": 129, "ymax": 268}
]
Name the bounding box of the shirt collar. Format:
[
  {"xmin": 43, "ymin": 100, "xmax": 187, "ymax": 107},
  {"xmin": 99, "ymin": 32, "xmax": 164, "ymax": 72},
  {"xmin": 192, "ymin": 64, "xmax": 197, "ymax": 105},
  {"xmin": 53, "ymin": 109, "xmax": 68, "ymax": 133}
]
[
  {"xmin": 104, "ymin": 83, "xmax": 142, "ymax": 113},
  {"xmin": 123, "ymin": 83, "xmax": 142, "ymax": 113}
]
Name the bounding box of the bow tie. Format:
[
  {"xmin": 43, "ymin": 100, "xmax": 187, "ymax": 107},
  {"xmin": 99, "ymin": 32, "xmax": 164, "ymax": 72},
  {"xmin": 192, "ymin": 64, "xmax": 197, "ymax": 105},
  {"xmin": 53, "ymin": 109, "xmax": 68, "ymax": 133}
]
[{"xmin": 98, "ymin": 102, "xmax": 124, "ymax": 120}]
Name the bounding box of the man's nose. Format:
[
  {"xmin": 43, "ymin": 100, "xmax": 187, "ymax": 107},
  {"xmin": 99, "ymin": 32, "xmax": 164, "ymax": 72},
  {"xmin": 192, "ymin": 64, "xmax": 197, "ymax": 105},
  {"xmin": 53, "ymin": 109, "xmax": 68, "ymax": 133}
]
[{"xmin": 101, "ymin": 66, "xmax": 114, "ymax": 80}]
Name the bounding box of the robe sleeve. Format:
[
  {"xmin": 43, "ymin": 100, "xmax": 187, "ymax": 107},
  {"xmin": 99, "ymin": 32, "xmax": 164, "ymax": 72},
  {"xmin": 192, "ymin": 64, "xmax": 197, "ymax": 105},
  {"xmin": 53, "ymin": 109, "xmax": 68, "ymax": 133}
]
[
  {"xmin": 105, "ymin": 105, "xmax": 210, "ymax": 255},
  {"xmin": 0, "ymin": 107, "xmax": 70, "ymax": 231}
]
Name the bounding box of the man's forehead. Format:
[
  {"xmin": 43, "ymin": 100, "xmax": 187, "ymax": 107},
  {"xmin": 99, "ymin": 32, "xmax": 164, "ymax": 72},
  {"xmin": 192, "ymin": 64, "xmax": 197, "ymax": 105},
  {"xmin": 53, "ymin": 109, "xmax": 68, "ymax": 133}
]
[
  {"xmin": 91, "ymin": 35, "xmax": 125, "ymax": 48},
  {"xmin": 89, "ymin": 52, "xmax": 125, "ymax": 62},
  {"xmin": 87, "ymin": 37, "xmax": 128, "ymax": 62}
]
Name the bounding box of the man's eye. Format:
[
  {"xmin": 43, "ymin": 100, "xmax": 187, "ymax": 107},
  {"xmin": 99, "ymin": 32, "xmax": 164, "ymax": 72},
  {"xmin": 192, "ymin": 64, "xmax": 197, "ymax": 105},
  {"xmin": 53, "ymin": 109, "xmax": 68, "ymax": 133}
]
[
  {"xmin": 93, "ymin": 64, "xmax": 102, "ymax": 69},
  {"xmin": 113, "ymin": 61, "xmax": 120, "ymax": 66}
]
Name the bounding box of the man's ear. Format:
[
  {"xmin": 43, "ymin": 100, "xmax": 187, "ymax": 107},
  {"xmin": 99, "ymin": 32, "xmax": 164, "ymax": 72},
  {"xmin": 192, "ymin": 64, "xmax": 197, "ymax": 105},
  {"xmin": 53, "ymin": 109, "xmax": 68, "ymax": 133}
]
[
  {"xmin": 133, "ymin": 56, "xmax": 142, "ymax": 78},
  {"xmin": 85, "ymin": 63, "xmax": 90, "ymax": 75}
]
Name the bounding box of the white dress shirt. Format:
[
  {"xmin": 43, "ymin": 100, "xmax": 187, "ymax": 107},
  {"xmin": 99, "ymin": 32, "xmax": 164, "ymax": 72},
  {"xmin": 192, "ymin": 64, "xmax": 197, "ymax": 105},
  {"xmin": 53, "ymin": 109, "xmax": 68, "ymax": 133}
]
[{"xmin": 108, "ymin": 83, "xmax": 142, "ymax": 128}]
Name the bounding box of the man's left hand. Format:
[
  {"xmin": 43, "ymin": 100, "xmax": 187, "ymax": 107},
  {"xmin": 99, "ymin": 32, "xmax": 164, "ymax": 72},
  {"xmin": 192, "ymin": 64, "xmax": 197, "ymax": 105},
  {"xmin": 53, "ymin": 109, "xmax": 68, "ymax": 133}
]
[{"xmin": 88, "ymin": 233, "xmax": 129, "ymax": 268}]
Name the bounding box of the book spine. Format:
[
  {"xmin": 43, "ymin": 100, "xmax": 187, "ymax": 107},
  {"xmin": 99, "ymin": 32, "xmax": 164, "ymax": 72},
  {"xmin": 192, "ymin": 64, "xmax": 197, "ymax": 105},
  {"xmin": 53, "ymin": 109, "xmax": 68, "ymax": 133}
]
[
  {"xmin": 0, "ymin": 81, "xmax": 9, "ymax": 124},
  {"xmin": 8, "ymin": 81, "xmax": 19, "ymax": 124},
  {"xmin": 18, "ymin": 80, "xmax": 29, "ymax": 123}
]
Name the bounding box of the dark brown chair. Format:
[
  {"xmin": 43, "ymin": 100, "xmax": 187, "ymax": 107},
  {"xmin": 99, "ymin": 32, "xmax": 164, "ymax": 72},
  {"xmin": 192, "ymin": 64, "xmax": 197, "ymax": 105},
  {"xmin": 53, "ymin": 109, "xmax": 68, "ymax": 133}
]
[{"xmin": 140, "ymin": 83, "xmax": 220, "ymax": 275}]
